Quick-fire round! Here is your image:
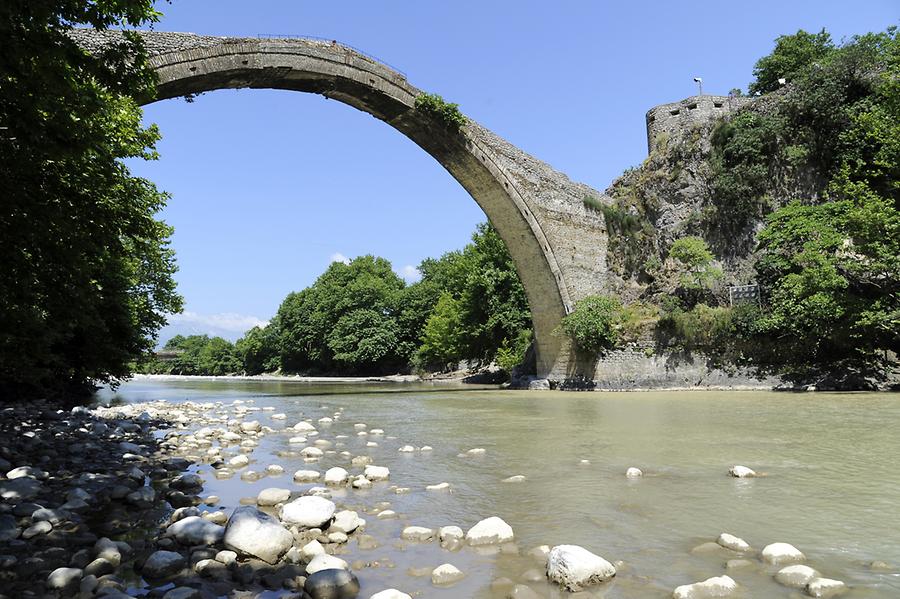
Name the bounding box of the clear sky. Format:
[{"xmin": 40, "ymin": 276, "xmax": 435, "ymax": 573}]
[{"xmin": 129, "ymin": 1, "xmax": 898, "ymax": 342}]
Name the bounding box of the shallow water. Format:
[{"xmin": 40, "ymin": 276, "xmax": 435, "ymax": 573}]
[{"xmin": 99, "ymin": 379, "xmax": 900, "ymax": 597}]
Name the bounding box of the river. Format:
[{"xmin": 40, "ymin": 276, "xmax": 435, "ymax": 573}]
[{"xmin": 98, "ymin": 378, "xmax": 900, "ymax": 598}]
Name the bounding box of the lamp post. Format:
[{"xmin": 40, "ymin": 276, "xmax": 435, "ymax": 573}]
[{"xmin": 693, "ymin": 77, "xmax": 703, "ymax": 96}]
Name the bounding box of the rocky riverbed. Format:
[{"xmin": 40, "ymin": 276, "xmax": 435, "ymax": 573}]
[{"xmin": 0, "ymin": 393, "xmax": 877, "ymax": 598}]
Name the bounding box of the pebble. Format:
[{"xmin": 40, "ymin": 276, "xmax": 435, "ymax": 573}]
[{"xmin": 625, "ymin": 467, "xmax": 643, "ymax": 478}]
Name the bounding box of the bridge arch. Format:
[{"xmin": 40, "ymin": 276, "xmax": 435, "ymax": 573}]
[{"xmin": 72, "ymin": 31, "xmax": 610, "ymax": 381}]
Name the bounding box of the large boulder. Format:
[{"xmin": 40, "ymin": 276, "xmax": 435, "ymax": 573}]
[
  {"xmin": 166, "ymin": 516, "xmax": 225, "ymax": 546},
  {"xmin": 223, "ymin": 506, "xmax": 293, "ymax": 564},
  {"xmin": 465, "ymin": 516, "xmax": 514, "ymax": 545},
  {"xmin": 281, "ymin": 496, "xmax": 336, "ymax": 529},
  {"xmin": 546, "ymin": 545, "xmax": 616, "ymax": 591}
]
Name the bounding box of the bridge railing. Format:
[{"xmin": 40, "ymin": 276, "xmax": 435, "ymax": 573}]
[{"xmin": 256, "ymin": 34, "xmax": 407, "ymax": 78}]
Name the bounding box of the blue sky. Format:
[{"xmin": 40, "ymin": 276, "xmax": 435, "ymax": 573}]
[{"xmin": 130, "ymin": 1, "xmax": 898, "ymax": 342}]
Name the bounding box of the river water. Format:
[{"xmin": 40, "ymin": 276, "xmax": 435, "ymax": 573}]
[{"xmin": 99, "ymin": 379, "xmax": 900, "ymax": 598}]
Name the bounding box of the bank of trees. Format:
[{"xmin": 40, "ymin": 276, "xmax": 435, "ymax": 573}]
[
  {"xmin": 1, "ymin": 1, "xmax": 182, "ymax": 397},
  {"xmin": 257, "ymin": 223, "xmax": 531, "ymax": 376},
  {"xmin": 146, "ymin": 224, "xmax": 533, "ymax": 377}
]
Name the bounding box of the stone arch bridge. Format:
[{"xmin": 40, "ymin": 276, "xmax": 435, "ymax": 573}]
[{"xmin": 71, "ymin": 30, "xmax": 611, "ymax": 382}]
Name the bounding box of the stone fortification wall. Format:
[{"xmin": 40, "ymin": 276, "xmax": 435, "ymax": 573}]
[
  {"xmin": 645, "ymin": 94, "xmax": 751, "ymax": 153},
  {"xmin": 588, "ymin": 348, "xmax": 779, "ymax": 391}
]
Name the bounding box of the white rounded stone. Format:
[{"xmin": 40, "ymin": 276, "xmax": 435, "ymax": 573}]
[
  {"xmin": 806, "ymin": 577, "xmax": 846, "ymax": 598},
  {"xmin": 279, "ymin": 496, "xmax": 336, "ymax": 528},
  {"xmin": 775, "ymin": 564, "xmax": 819, "ymax": 589},
  {"xmin": 625, "ymin": 467, "xmax": 643, "ymax": 478},
  {"xmin": 293, "ymin": 469, "xmax": 320, "ymax": 482},
  {"xmin": 672, "ymin": 575, "xmax": 738, "ymax": 599},
  {"xmin": 465, "ymin": 516, "xmax": 514, "ymax": 545},
  {"xmin": 439, "ymin": 526, "xmax": 464, "ymax": 542},
  {"xmin": 324, "ymin": 467, "xmax": 349, "ymax": 485},
  {"xmin": 364, "ymin": 465, "xmax": 390, "ymax": 481},
  {"xmin": 401, "ymin": 526, "xmax": 434, "ymax": 542},
  {"xmin": 300, "ymin": 447, "xmax": 324, "ymax": 459},
  {"xmin": 762, "ymin": 542, "xmax": 805, "ymax": 565},
  {"xmin": 546, "ymin": 545, "xmax": 616, "ymax": 591},
  {"xmin": 431, "ymin": 563, "xmax": 464, "ymax": 585},
  {"xmin": 256, "ymin": 487, "xmax": 290, "ymax": 507},
  {"xmin": 369, "ymin": 590, "xmax": 411, "ymax": 599},
  {"xmin": 729, "ymin": 465, "xmax": 757, "ymax": 478},
  {"xmin": 305, "ymin": 553, "xmax": 348, "ymax": 574},
  {"xmin": 717, "ymin": 533, "xmax": 751, "ymax": 552}
]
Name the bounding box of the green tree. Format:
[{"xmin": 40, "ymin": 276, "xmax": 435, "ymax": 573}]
[
  {"xmin": 274, "ymin": 256, "xmax": 407, "ymax": 374},
  {"xmin": 668, "ymin": 236, "xmax": 723, "ymax": 306},
  {"xmin": 235, "ymin": 325, "xmax": 279, "ymax": 375},
  {"xmin": 560, "ymin": 296, "xmax": 623, "ymax": 354},
  {"xmin": 753, "ymin": 192, "xmax": 899, "ymax": 381},
  {"xmin": 0, "ymin": 1, "xmax": 182, "ymax": 397},
  {"xmin": 749, "ymin": 29, "xmax": 835, "ymax": 94},
  {"xmin": 414, "ymin": 293, "xmax": 464, "ymax": 370},
  {"xmin": 161, "ymin": 335, "xmax": 241, "ymax": 376},
  {"xmin": 408, "ymin": 223, "xmax": 532, "ymax": 369}
]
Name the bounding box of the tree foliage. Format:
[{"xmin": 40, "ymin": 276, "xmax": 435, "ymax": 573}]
[
  {"xmin": 139, "ymin": 335, "xmax": 241, "ymax": 376},
  {"xmin": 749, "ymin": 29, "xmax": 835, "ymax": 95},
  {"xmin": 230, "ymin": 223, "xmax": 532, "ymax": 377},
  {"xmin": 560, "ymin": 296, "xmax": 624, "ymax": 354},
  {"xmin": 0, "ymin": 1, "xmax": 182, "ymax": 397}
]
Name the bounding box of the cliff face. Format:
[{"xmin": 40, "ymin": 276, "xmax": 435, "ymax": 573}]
[{"xmin": 598, "ymin": 91, "xmax": 826, "ymax": 304}]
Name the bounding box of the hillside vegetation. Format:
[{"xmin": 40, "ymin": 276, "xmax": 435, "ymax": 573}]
[{"xmin": 579, "ymin": 27, "xmax": 899, "ymax": 387}]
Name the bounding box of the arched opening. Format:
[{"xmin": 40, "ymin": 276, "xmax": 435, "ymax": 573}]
[{"xmin": 72, "ymin": 30, "xmax": 612, "ymax": 380}]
